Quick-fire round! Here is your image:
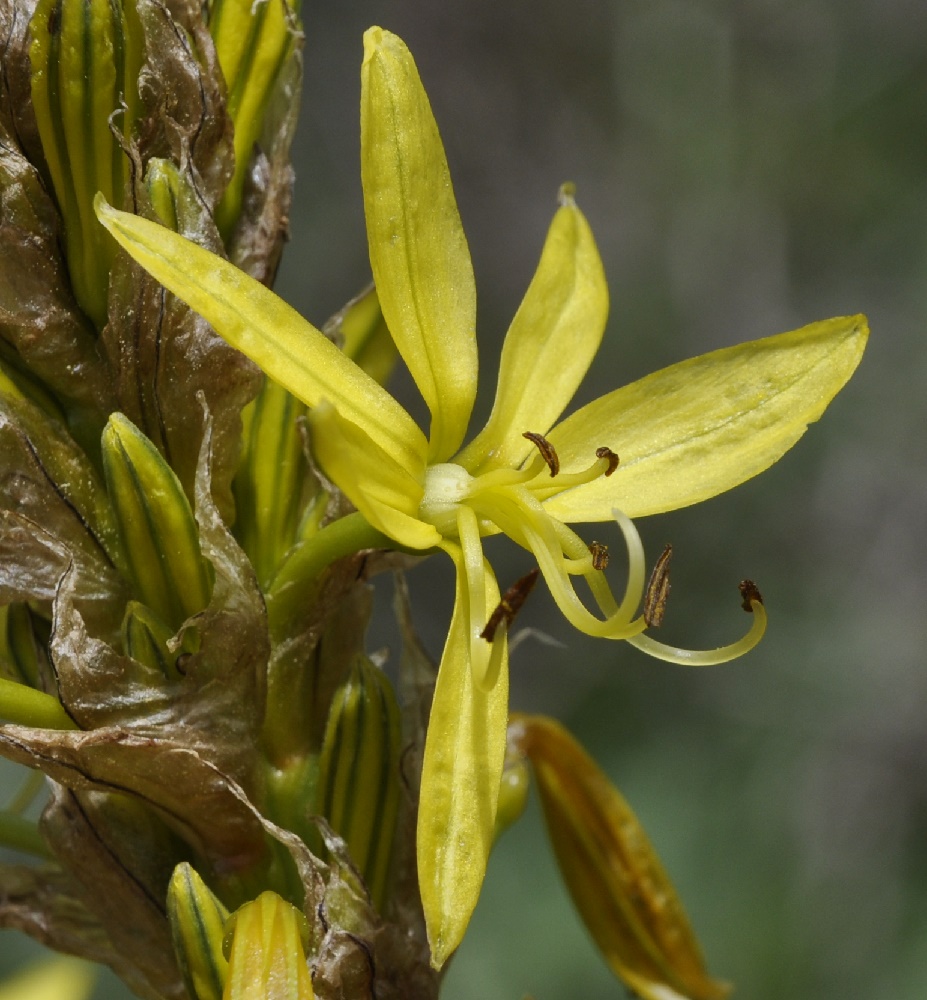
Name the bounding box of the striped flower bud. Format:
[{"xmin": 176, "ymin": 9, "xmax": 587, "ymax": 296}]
[
  {"xmin": 0, "ymin": 604, "xmax": 43, "ymax": 689},
  {"xmin": 233, "ymin": 376, "xmax": 309, "ymax": 590},
  {"xmin": 510, "ymin": 714, "xmax": 730, "ymax": 1000},
  {"xmin": 101, "ymin": 412, "xmax": 212, "ymax": 629},
  {"xmin": 207, "ymin": 0, "xmax": 301, "ymax": 238},
  {"xmin": 29, "ymin": 0, "xmax": 144, "ymax": 329},
  {"xmin": 167, "ymin": 863, "xmax": 230, "ymax": 1000},
  {"xmin": 316, "ymin": 656, "xmax": 401, "ymax": 911},
  {"xmin": 121, "ymin": 601, "xmax": 178, "ymax": 678},
  {"xmin": 222, "ymin": 891, "xmax": 314, "ymax": 1000}
]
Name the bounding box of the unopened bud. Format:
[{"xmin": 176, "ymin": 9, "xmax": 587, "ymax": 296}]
[
  {"xmin": 167, "ymin": 863, "xmax": 230, "ymax": 1000},
  {"xmin": 510, "ymin": 714, "xmax": 730, "ymax": 1000},
  {"xmin": 101, "ymin": 413, "xmax": 212, "ymax": 629},
  {"xmin": 234, "ymin": 376, "xmax": 309, "ymax": 589},
  {"xmin": 316, "ymin": 656, "xmax": 401, "ymax": 910},
  {"xmin": 222, "ymin": 892, "xmax": 314, "ymax": 1000},
  {"xmin": 208, "ymin": 0, "xmax": 302, "ymax": 238},
  {"xmin": 29, "ymin": 0, "xmax": 144, "ymax": 328}
]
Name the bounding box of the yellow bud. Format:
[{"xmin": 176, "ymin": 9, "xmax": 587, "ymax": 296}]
[
  {"xmin": 223, "ymin": 892, "xmax": 314, "ymax": 1000},
  {"xmin": 511, "ymin": 714, "xmax": 730, "ymax": 1000},
  {"xmin": 167, "ymin": 863, "xmax": 230, "ymax": 1000},
  {"xmin": 316, "ymin": 656, "xmax": 401, "ymax": 911},
  {"xmin": 101, "ymin": 412, "xmax": 212, "ymax": 628}
]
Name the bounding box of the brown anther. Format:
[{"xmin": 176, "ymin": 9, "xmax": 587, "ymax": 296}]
[
  {"xmin": 643, "ymin": 544, "xmax": 672, "ymax": 627},
  {"xmin": 589, "ymin": 541, "xmax": 610, "ymax": 571},
  {"xmin": 523, "ymin": 431, "xmax": 560, "ymax": 477},
  {"xmin": 738, "ymin": 579, "xmax": 763, "ymax": 611},
  {"xmin": 481, "ymin": 568, "xmax": 541, "ymax": 642},
  {"xmin": 174, "ymin": 653, "xmax": 192, "ymax": 676},
  {"xmin": 595, "ymin": 446, "xmax": 619, "ymax": 476}
]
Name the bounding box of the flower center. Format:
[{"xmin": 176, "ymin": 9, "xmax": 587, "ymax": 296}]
[{"xmin": 420, "ymin": 462, "xmax": 475, "ymax": 535}]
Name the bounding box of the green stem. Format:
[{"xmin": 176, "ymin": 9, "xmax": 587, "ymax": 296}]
[
  {"xmin": 264, "ymin": 512, "xmax": 390, "ymax": 636},
  {"xmin": 0, "ymin": 810, "xmax": 52, "ymax": 858},
  {"xmin": 0, "ymin": 677, "xmax": 77, "ymax": 730}
]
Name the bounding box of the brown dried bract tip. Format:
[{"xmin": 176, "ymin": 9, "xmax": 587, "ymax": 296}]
[
  {"xmin": 643, "ymin": 544, "xmax": 673, "ymax": 627},
  {"xmin": 588, "ymin": 541, "xmax": 610, "ymax": 571},
  {"xmin": 739, "ymin": 579, "xmax": 763, "ymax": 611},
  {"xmin": 481, "ymin": 568, "xmax": 541, "ymax": 642},
  {"xmin": 523, "ymin": 431, "xmax": 560, "ymax": 477},
  {"xmin": 595, "ymin": 446, "xmax": 619, "ymax": 476}
]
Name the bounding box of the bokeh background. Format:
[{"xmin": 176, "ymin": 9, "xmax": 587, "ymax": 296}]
[{"xmin": 4, "ymin": 1, "xmax": 926, "ymax": 997}]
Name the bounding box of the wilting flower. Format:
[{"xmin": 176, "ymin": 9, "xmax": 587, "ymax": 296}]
[{"xmin": 95, "ymin": 26, "xmax": 867, "ymax": 966}]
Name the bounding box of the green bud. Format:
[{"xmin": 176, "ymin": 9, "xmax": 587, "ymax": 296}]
[
  {"xmin": 0, "ymin": 604, "xmax": 43, "ymax": 689},
  {"xmin": 233, "ymin": 376, "xmax": 309, "ymax": 590},
  {"xmin": 208, "ymin": 0, "xmax": 302, "ymax": 239},
  {"xmin": 101, "ymin": 412, "xmax": 212, "ymax": 629},
  {"xmin": 121, "ymin": 600, "xmax": 177, "ymax": 678},
  {"xmin": 29, "ymin": 0, "xmax": 144, "ymax": 329},
  {"xmin": 144, "ymin": 158, "xmax": 184, "ymax": 232},
  {"xmin": 167, "ymin": 862, "xmax": 230, "ymax": 1000},
  {"xmin": 316, "ymin": 656, "xmax": 401, "ymax": 911}
]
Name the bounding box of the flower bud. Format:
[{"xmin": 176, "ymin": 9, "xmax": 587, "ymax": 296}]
[
  {"xmin": 208, "ymin": 0, "xmax": 301, "ymax": 238},
  {"xmin": 144, "ymin": 158, "xmax": 185, "ymax": 232},
  {"xmin": 233, "ymin": 376, "xmax": 309, "ymax": 589},
  {"xmin": 510, "ymin": 714, "xmax": 730, "ymax": 1000},
  {"xmin": 29, "ymin": 0, "xmax": 144, "ymax": 329},
  {"xmin": 121, "ymin": 601, "xmax": 177, "ymax": 678},
  {"xmin": 222, "ymin": 891, "xmax": 314, "ymax": 1000},
  {"xmin": 167, "ymin": 862, "xmax": 230, "ymax": 1000},
  {"xmin": 316, "ymin": 655, "xmax": 401, "ymax": 910},
  {"xmin": 0, "ymin": 604, "xmax": 43, "ymax": 689},
  {"xmin": 101, "ymin": 412, "xmax": 212, "ymax": 629}
]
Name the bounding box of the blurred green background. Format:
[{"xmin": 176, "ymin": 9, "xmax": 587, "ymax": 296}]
[{"xmin": 4, "ymin": 0, "xmax": 926, "ymax": 997}]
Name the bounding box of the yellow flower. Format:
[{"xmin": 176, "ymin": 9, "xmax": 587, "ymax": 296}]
[{"xmin": 95, "ymin": 26, "xmax": 867, "ymax": 968}]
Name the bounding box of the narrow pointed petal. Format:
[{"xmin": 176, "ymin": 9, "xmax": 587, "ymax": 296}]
[
  {"xmin": 417, "ymin": 546, "xmax": 508, "ymax": 968},
  {"xmin": 308, "ymin": 402, "xmax": 441, "ymax": 551},
  {"xmin": 361, "ymin": 27, "xmax": 477, "ymax": 462},
  {"xmin": 545, "ymin": 315, "xmax": 869, "ymax": 521},
  {"xmin": 95, "ymin": 197, "xmax": 427, "ymax": 473},
  {"xmin": 458, "ymin": 188, "xmax": 608, "ymax": 474}
]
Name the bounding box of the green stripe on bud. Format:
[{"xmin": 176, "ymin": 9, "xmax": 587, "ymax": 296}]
[
  {"xmin": 167, "ymin": 862, "xmax": 230, "ymax": 1000},
  {"xmin": 29, "ymin": 0, "xmax": 144, "ymax": 329},
  {"xmin": 208, "ymin": 0, "xmax": 302, "ymax": 239},
  {"xmin": 233, "ymin": 376, "xmax": 309, "ymax": 590},
  {"xmin": 316, "ymin": 656, "xmax": 401, "ymax": 911},
  {"xmin": 101, "ymin": 412, "xmax": 212, "ymax": 629}
]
